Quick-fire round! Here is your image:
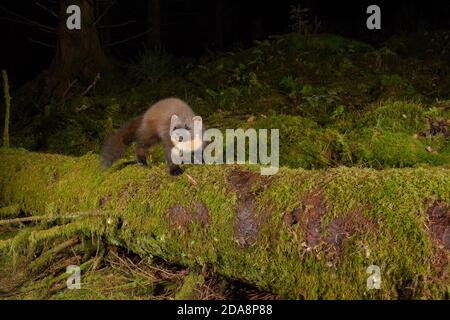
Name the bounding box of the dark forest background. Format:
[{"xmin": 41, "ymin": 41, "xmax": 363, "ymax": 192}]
[
  {"xmin": 0, "ymin": 0, "xmax": 449, "ymax": 169},
  {"xmin": 1, "ymin": 0, "xmax": 449, "ymax": 87}
]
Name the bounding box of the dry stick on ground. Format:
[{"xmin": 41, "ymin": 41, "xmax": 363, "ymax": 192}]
[
  {"xmin": 1, "ymin": 238, "xmax": 82, "ymax": 298},
  {"xmin": 80, "ymin": 73, "xmax": 101, "ymax": 97},
  {"xmin": 108, "ymin": 250, "xmax": 158, "ymax": 282},
  {"xmin": 40, "ymin": 258, "xmax": 95, "ymax": 297},
  {"xmin": 185, "ymin": 173, "xmax": 198, "ymax": 187},
  {"xmin": 0, "ymin": 210, "xmax": 107, "ymax": 226},
  {"xmin": 109, "ymin": 249, "xmax": 185, "ymax": 283},
  {"xmin": 61, "ymin": 78, "xmax": 79, "ymax": 102},
  {"xmin": 27, "ymin": 237, "xmax": 80, "ymax": 274},
  {"xmin": 2, "ymin": 70, "xmax": 11, "ymax": 148}
]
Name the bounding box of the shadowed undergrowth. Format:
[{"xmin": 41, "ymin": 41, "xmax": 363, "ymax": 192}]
[{"xmin": 7, "ymin": 32, "xmax": 450, "ymax": 171}]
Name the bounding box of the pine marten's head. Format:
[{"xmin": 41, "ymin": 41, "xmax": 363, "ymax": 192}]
[{"xmin": 170, "ymin": 114, "xmax": 204, "ymax": 152}]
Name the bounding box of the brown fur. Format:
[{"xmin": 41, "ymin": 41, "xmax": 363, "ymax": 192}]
[{"xmin": 100, "ymin": 98, "xmax": 198, "ymax": 176}]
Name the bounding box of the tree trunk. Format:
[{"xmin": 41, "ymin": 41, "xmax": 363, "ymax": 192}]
[
  {"xmin": 215, "ymin": 0, "xmax": 224, "ymax": 50},
  {"xmin": 43, "ymin": 0, "xmax": 108, "ymax": 100},
  {"xmin": 98, "ymin": 0, "xmax": 113, "ymax": 55},
  {"xmin": 147, "ymin": 0, "xmax": 161, "ymax": 48},
  {"xmin": 0, "ymin": 148, "xmax": 449, "ymax": 299}
]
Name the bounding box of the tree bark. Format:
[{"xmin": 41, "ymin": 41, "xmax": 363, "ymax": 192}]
[
  {"xmin": 43, "ymin": 0, "xmax": 108, "ymax": 100},
  {"xmin": 147, "ymin": 0, "xmax": 161, "ymax": 48},
  {"xmin": 215, "ymin": 0, "xmax": 224, "ymax": 50},
  {"xmin": 0, "ymin": 148, "xmax": 449, "ymax": 299}
]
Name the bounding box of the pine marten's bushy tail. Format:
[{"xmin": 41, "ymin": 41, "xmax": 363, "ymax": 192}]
[{"xmin": 100, "ymin": 116, "xmax": 143, "ymax": 169}]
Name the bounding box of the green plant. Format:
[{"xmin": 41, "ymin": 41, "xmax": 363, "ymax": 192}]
[
  {"xmin": 289, "ymin": 3, "xmax": 321, "ymax": 35},
  {"xmin": 279, "ymin": 75, "xmax": 298, "ymax": 93},
  {"xmin": 127, "ymin": 46, "xmax": 172, "ymax": 83}
]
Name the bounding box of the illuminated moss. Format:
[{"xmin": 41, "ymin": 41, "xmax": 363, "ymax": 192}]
[{"xmin": 0, "ymin": 148, "xmax": 449, "ymax": 299}]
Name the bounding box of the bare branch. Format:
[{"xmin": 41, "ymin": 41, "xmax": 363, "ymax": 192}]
[
  {"xmin": 0, "ymin": 6, "xmax": 56, "ymax": 33},
  {"xmin": 27, "ymin": 37, "xmax": 56, "ymax": 48},
  {"xmin": 35, "ymin": 1, "xmax": 59, "ymax": 19},
  {"xmin": 61, "ymin": 78, "xmax": 79, "ymax": 101},
  {"xmin": 0, "ymin": 210, "xmax": 107, "ymax": 226},
  {"xmin": 105, "ymin": 29, "xmax": 153, "ymax": 47},
  {"xmin": 94, "ymin": 0, "xmax": 117, "ymax": 25},
  {"xmin": 80, "ymin": 73, "xmax": 101, "ymax": 97},
  {"xmin": 0, "ymin": 17, "xmax": 56, "ymax": 34},
  {"xmin": 98, "ymin": 20, "xmax": 136, "ymax": 29}
]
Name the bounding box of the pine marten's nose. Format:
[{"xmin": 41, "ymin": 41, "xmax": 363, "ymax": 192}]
[{"xmin": 178, "ymin": 136, "xmax": 183, "ymax": 142}]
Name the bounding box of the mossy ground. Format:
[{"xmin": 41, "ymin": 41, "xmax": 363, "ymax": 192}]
[{"xmin": 7, "ymin": 32, "xmax": 450, "ymax": 170}]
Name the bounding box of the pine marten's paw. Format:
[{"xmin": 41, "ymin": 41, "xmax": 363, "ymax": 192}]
[
  {"xmin": 170, "ymin": 166, "xmax": 184, "ymax": 176},
  {"xmin": 137, "ymin": 159, "xmax": 148, "ymax": 167}
]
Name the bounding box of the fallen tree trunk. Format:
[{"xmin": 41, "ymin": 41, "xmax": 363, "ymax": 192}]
[{"xmin": 0, "ymin": 148, "xmax": 449, "ymax": 299}]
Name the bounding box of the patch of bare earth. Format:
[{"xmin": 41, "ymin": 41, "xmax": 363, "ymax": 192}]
[
  {"xmin": 226, "ymin": 169, "xmax": 273, "ymax": 248},
  {"xmin": 426, "ymin": 200, "xmax": 450, "ymax": 251},
  {"xmin": 419, "ymin": 118, "xmax": 449, "ymax": 139},
  {"xmin": 425, "ymin": 200, "xmax": 450, "ymax": 288},
  {"xmin": 283, "ymin": 189, "xmax": 376, "ymax": 263},
  {"xmin": 98, "ymin": 193, "xmax": 112, "ymax": 208},
  {"xmin": 324, "ymin": 209, "xmax": 377, "ymax": 263},
  {"xmin": 167, "ymin": 202, "xmax": 210, "ymax": 230}
]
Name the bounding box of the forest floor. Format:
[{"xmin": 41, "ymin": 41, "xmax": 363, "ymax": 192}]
[
  {"xmin": 0, "ymin": 228, "xmax": 278, "ymax": 300},
  {"xmin": 7, "ymin": 31, "xmax": 450, "ymax": 169}
]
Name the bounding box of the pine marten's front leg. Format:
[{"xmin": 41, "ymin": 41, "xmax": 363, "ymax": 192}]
[
  {"xmin": 135, "ymin": 136, "xmax": 158, "ymax": 168},
  {"xmin": 135, "ymin": 143, "xmax": 149, "ymax": 167},
  {"xmin": 163, "ymin": 138, "xmax": 183, "ymax": 176}
]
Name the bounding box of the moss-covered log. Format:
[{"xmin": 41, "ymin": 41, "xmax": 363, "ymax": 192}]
[{"xmin": 0, "ymin": 148, "xmax": 449, "ymax": 299}]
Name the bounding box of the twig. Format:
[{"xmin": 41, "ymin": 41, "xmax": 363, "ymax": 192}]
[
  {"xmin": 0, "ymin": 6, "xmax": 56, "ymax": 33},
  {"xmin": 27, "ymin": 237, "xmax": 80, "ymax": 273},
  {"xmin": 98, "ymin": 20, "xmax": 136, "ymax": 29},
  {"xmin": 0, "ymin": 210, "xmax": 106, "ymax": 226},
  {"xmin": 35, "ymin": 2, "xmax": 59, "ymax": 19},
  {"xmin": 80, "ymin": 73, "xmax": 101, "ymax": 97},
  {"xmin": 27, "ymin": 37, "xmax": 55, "ymax": 48},
  {"xmin": 61, "ymin": 78, "xmax": 78, "ymax": 100},
  {"xmin": 105, "ymin": 29, "xmax": 152, "ymax": 47},
  {"xmin": 185, "ymin": 173, "xmax": 198, "ymax": 186},
  {"xmin": 94, "ymin": 0, "xmax": 117, "ymax": 25}
]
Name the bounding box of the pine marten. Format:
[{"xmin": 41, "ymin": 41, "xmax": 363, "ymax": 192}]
[{"xmin": 100, "ymin": 97, "xmax": 203, "ymax": 176}]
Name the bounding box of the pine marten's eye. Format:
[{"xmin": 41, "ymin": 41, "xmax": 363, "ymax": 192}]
[{"xmin": 185, "ymin": 125, "xmax": 190, "ymax": 130}]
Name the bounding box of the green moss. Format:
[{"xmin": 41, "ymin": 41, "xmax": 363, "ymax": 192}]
[
  {"xmin": 10, "ymin": 32, "xmax": 450, "ymax": 169},
  {"xmin": 350, "ymin": 130, "xmax": 449, "ymax": 168},
  {"xmin": 49, "ymin": 266, "xmax": 156, "ymax": 300},
  {"xmin": 0, "ymin": 148, "xmax": 449, "ymax": 299},
  {"xmin": 357, "ymin": 100, "xmax": 430, "ymax": 134},
  {"xmin": 0, "ymin": 203, "xmax": 20, "ymax": 218},
  {"xmin": 243, "ymin": 115, "xmax": 339, "ymax": 169},
  {"xmin": 175, "ymin": 272, "xmax": 204, "ymax": 300}
]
